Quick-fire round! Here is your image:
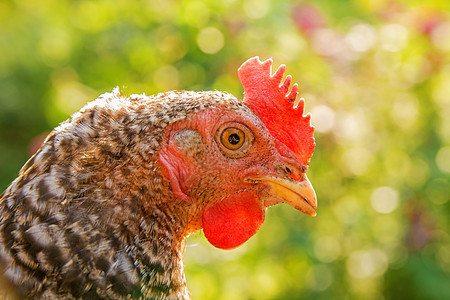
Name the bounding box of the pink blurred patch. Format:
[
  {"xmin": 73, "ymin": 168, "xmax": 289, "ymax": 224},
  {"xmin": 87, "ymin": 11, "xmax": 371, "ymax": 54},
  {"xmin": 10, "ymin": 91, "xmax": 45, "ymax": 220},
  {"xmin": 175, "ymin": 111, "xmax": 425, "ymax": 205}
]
[
  {"xmin": 406, "ymin": 205, "xmax": 435, "ymax": 251},
  {"xmin": 291, "ymin": 3, "xmax": 326, "ymax": 36},
  {"xmin": 28, "ymin": 133, "xmax": 48, "ymax": 156},
  {"xmin": 415, "ymin": 10, "xmax": 444, "ymax": 36}
]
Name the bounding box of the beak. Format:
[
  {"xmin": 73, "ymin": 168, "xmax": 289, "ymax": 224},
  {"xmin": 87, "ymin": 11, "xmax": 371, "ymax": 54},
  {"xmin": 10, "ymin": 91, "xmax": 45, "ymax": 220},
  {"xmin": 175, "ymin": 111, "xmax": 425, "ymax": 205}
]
[{"xmin": 252, "ymin": 175, "xmax": 317, "ymax": 216}]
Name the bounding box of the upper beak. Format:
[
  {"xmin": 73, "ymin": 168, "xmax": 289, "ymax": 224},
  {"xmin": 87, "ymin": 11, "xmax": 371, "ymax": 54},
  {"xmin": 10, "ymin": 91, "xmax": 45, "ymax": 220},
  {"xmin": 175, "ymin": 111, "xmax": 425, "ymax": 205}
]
[{"xmin": 252, "ymin": 175, "xmax": 317, "ymax": 216}]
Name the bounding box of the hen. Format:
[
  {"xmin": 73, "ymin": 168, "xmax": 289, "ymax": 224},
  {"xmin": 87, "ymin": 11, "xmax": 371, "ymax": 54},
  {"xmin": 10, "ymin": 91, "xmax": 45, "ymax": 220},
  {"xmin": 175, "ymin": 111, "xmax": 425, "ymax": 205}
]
[{"xmin": 0, "ymin": 57, "xmax": 316, "ymax": 299}]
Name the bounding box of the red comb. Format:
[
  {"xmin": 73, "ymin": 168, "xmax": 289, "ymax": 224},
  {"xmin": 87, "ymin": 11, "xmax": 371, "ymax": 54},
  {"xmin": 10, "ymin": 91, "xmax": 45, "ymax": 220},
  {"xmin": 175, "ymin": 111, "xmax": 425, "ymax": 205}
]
[{"xmin": 238, "ymin": 57, "xmax": 315, "ymax": 165}]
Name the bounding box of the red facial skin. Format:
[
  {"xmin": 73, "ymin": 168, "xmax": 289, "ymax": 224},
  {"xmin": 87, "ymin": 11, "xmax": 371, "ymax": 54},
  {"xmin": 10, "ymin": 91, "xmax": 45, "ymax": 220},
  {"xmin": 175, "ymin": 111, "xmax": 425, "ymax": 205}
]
[{"xmin": 159, "ymin": 105, "xmax": 306, "ymax": 249}]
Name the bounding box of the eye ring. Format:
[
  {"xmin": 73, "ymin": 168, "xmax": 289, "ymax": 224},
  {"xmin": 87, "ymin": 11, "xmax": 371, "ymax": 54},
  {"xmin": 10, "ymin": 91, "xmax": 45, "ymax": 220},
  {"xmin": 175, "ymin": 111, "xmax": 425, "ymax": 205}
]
[
  {"xmin": 221, "ymin": 127, "xmax": 245, "ymax": 150},
  {"xmin": 215, "ymin": 122, "xmax": 254, "ymax": 158}
]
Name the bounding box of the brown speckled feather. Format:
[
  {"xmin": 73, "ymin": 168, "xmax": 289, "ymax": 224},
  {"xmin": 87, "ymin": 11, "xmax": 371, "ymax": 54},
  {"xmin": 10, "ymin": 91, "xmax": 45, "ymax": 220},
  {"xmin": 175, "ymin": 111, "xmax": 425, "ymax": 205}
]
[{"xmin": 0, "ymin": 88, "xmax": 247, "ymax": 299}]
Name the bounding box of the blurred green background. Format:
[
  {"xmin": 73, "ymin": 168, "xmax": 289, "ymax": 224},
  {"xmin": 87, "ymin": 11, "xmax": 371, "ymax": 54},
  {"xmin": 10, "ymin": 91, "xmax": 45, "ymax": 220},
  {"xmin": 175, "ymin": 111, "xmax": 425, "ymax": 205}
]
[{"xmin": 1, "ymin": 0, "xmax": 449, "ymax": 299}]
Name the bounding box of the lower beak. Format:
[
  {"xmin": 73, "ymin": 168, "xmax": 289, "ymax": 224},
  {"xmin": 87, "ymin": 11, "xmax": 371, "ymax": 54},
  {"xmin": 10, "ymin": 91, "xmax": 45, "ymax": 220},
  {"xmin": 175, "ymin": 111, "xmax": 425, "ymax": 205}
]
[{"xmin": 254, "ymin": 175, "xmax": 317, "ymax": 216}]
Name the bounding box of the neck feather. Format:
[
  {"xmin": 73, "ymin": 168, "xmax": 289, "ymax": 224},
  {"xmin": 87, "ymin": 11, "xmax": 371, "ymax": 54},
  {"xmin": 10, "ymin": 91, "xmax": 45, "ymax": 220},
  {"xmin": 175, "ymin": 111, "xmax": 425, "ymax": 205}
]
[{"xmin": 129, "ymin": 205, "xmax": 190, "ymax": 299}]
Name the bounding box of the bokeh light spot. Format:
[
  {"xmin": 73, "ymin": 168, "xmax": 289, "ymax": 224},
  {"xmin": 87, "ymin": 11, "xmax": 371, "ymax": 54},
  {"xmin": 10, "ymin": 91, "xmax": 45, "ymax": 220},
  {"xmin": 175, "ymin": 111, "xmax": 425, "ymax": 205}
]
[
  {"xmin": 243, "ymin": 0, "xmax": 269, "ymax": 19},
  {"xmin": 425, "ymin": 178, "xmax": 448, "ymax": 205},
  {"xmin": 370, "ymin": 187, "xmax": 399, "ymax": 214},
  {"xmin": 69, "ymin": 1, "xmax": 110, "ymax": 32},
  {"xmin": 311, "ymin": 105, "xmax": 335, "ymax": 133},
  {"xmin": 431, "ymin": 21, "xmax": 450, "ymax": 51},
  {"xmin": 406, "ymin": 158, "xmax": 430, "ymax": 187},
  {"xmin": 391, "ymin": 93, "xmax": 419, "ymax": 129},
  {"xmin": 153, "ymin": 65, "xmax": 180, "ymax": 91},
  {"xmin": 314, "ymin": 236, "xmax": 341, "ymax": 262},
  {"xmin": 333, "ymin": 112, "xmax": 367, "ymax": 142},
  {"xmin": 345, "ymin": 23, "xmax": 377, "ymax": 52},
  {"xmin": 38, "ymin": 29, "xmax": 71, "ymax": 67},
  {"xmin": 275, "ymin": 32, "xmax": 305, "ymax": 61},
  {"xmin": 249, "ymin": 267, "xmax": 281, "ymax": 299},
  {"xmin": 341, "ymin": 147, "xmax": 374, "ymax": 176},
  {"xmin": 306, "ymin": 264, "xmax": 333, "ymax": 291},
  {"xmin": 46, "ymin": 68, "xmax": 97, "ymax": 126},
  {"xmin": 437, "ymin": 245, "xmax": 450, "ymax": 272},
  {"xmin": 159, "ymin": 33, "xmax": 187, "ymax": 62},
  {"xmin": 347, "ymin": 249, "xmax": 388, "ymax": 278},
  {"xmin": 184, "ymin": 1, "xmax": 210, "ymax": 28},
  {"xmin": 432, "ymin": 66, "xmax": 450, "ymax": 106},
  {"xmin": 435, "ymin": 145, "xmax": 450, "ymax": 173},
  {"xmin": 374, "ymin": 50, "xmax": 402, "ymax": 73},
  {"xmin": 312, "ymin": 29, "xmax": 342, "ymax": 57},
  {"xmin": 333, "ymin": 196, "xmax": 361, "ymax": 225},
  {"xmin": 380, "ymin": 24, "xmax": 409, "ymax": 52},
  {"xmin": 197, "ymin": 27, "xmax": 224, "ymax": 54}
]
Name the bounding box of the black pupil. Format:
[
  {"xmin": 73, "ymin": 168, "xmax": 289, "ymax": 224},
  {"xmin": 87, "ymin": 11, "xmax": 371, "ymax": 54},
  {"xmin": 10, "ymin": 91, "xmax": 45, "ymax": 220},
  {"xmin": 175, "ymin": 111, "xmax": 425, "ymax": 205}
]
[{"xmin": 228, "ymin": 133, "xmax": 240, "ymax": 145}]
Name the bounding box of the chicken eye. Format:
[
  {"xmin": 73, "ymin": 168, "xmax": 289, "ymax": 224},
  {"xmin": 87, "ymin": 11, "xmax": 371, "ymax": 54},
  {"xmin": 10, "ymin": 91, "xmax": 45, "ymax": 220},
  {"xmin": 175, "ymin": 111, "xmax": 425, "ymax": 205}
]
[
  {"xmin": 221, "ymin": 128, "xmax": 245, "ymax": 150},
  {"xmin": 215, "ymin": 123, "xmax": 254, "ymax": 158}
]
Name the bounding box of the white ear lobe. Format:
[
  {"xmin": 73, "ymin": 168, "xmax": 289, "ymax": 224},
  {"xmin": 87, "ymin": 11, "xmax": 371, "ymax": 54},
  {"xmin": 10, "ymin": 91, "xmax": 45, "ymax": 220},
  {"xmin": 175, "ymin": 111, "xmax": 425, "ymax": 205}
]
[{"xmin": 172, "ymin": 129, "xmax": 206, "ymax": 158}]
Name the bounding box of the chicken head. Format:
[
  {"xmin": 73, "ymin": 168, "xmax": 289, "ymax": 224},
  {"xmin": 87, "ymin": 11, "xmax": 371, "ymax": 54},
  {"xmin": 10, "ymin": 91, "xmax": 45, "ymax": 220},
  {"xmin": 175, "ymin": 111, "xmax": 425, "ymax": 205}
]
[{"xmin": 159, "ymin": 57, "xmax": 317, "ymax": 249}]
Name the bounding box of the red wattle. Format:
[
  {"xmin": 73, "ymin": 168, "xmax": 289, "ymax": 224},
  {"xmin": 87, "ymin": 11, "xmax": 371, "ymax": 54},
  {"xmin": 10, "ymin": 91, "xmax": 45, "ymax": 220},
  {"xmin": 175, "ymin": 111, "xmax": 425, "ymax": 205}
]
[{"xmin": 202, "ymin": 191, "xmax": 265, "ymax": 250}]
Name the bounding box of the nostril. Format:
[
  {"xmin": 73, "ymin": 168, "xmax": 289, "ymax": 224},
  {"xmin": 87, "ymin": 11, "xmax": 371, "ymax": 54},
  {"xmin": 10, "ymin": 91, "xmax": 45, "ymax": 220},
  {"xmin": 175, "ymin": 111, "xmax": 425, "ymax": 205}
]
[
  {"xmin": 281, "ymin": 163, "xmax": 303, "ymax": 181},
  {"xmin": 285, "ymin": 166, "xmax": 292, "ymax": 175}
]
